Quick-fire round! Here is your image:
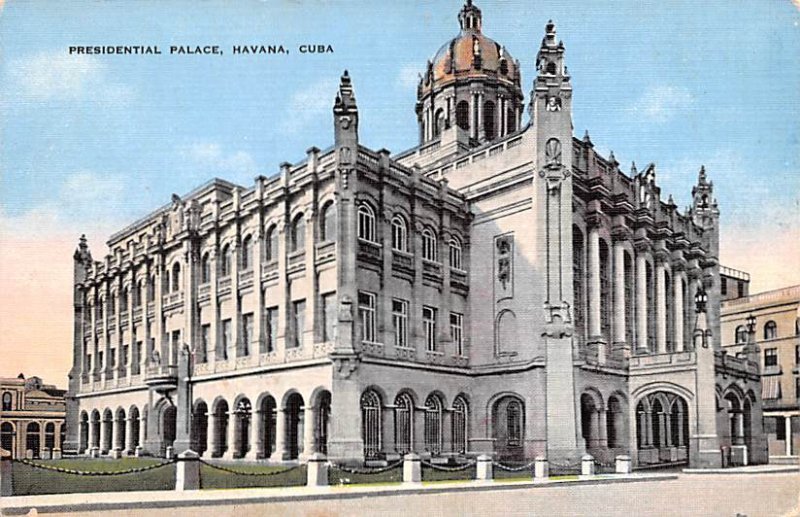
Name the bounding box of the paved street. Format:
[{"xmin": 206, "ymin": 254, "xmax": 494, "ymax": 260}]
[{"xmin": 43, "ymin": 472, "xmax": 799, "ymax": 517}]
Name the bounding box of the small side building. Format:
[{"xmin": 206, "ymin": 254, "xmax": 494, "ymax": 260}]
[{"xmin": 0, "ymin": 374, "xmax": 67, "ymax": 459}]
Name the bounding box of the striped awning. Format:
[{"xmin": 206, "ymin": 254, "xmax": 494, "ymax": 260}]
[{"xmin": 762, "ymin": 376, "xmax": 782, "ymax": 400}]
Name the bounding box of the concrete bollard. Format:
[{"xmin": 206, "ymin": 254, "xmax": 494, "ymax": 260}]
[
  {"xmin": 306, "ymin": 452, "xmax": 329, "ymax": 487},
  {"xmin": 90, "ymin": 447, "xmax": 100, "ymax": 458},
  {"xmin": 111, "ymin": 448, "xmax": 123, "ymax": 459},
  {"xmin": 581, "ymin": 454, "xmax": 595, "ymax": 477},
  {"xmin": 475, "ymin": 455, "xmax": 493, "ymax": 481},
  {"xmin": 615, "ymin": 455, "xmax": 632, "ymax": 474},
  {"xmin": 534, "ymin": 456, "xmax": 549, "ymax": 481},
  {"xmin": 53, "ymin": 448, "xmax": 62, "ymax": 460},
  {"xmin": 25, "ymin": 450, "xmax": 34, "ymax": 460},
  {"xmin": 0, "ymin": 449, "xmax": 12, "ymax": 497},
  {"xmin": 42, "ymin": 449, "xmax": 52, "ymax": 460},
  {"xmin": 175, "ymin": 450, "xmax": 200, "ymax": 491},
  {"xmin": 135, "ymin": 445, "xmax": 143, "ymax": 457},
  {"xmin": 403, "ymin": 453, "xmax": 421, "ymax": 484},
  {"xmin": 165, "ymin": 446, "xmax": 174, "ymax": 459}
]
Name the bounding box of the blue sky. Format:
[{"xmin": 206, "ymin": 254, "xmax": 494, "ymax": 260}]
[{"xmin": 1, "ymin": 0, "xmax": 799, "ymax": 383}]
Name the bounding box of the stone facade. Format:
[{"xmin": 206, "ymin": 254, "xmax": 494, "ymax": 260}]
[
  {"xmin": 65, "ymin": 2, "xmax": 766, "ymax": 469},
  {"xmin": 1, "ymin": 374, "xmax": 66, "ymax": 459},
  {"xmin": 722, "ymin": 284, "xmax": 800, "ymax": 459}
]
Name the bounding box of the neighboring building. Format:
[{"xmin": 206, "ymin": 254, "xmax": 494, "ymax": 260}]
[
  {"xmin": 0, "ymin": 374, "xmax": 67, "ymax": 459},
  {"xmin": 720, "ymin": 266, "xmax": 750, "ymax": 302},
  {"xmin": 722, "ymin": 284, "xmax": 800, "ymax": 459},
  {"xmin": 65, "ymin": 2, "xmax": 765, "ymax": 469}
]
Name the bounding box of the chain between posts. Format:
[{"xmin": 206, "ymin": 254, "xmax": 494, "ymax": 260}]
[
  {"xmin": 420, "ymin": 459, "xmax": 477, "ymax": 472},
  {"xmin": 197, "ymin": 459, "xmax": 302, "ymax": 477},
  {"xmin": 13, "ymin": 458, "xmax": 175, "ymax": 476},
  {"xmin": 330, "ymin": 460, "xmax": 403, "ymax": 475},
  {"xmin": 491, "ymin": 460, "xmax": 537, "ymax": 472}
]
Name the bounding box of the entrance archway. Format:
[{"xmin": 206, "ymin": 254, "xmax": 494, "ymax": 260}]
[
  {"xmin": 284, "ymin": 393, "xmax": 304, "ymax": 460},
  {"xmin": 491, "ymin": 395, "xmax": 525, "ymax": 462}
]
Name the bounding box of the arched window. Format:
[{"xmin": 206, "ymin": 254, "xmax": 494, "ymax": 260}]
[
  {"xmin": 2, "ymin": 392, "xmax": 12, "ymax": 411},
  {"xmin": 357, "ymin": 204, "xmax": 376, "ymax": 242},
  {"xmin": 147, "ymin": 276, "xmax": 156, "ymax": 302},
  {"xmin": 26, "ymin": 422, "xmax": 40, "ymax": 458},
  {"xmin": 134, "ymin": 280, "xmax": 144, "ymax": 308},
  {"xmin": 452, "ymin": 396, "xmax": 468, "ymax": 454},
  {"xmin": 506, "ymin": 107, "xmax": 516, "ymax": 134},
  {"xmin": 201, "ymin": 253, "xmax": 211, "ymax": 284},
  {"xmin": 449, "ymin": 237, "xmax": 463, "ymax": 270},
  {"xmin": 506, "ymin": 400, "xmax": 522, "ymax": 446},
  {"xmin": 361, "ymin": 390, "xmax": 381, "ymax": 459},
  {"xmin": 291, "ymin": 215, "xmax": 306, "ymax": 252},
  {"xmin": 241, "ymin": 236, "xmax": 253, "ymax": 271},
  {"xmin": 456, "ymin": 100, "xmax": 470, "ymax": 130},
  {"xmin": 391, "ymin": 216, "xmax": 408, "ymax": 252},
  {"xmin": 171, "ymin": 262, "xmax": 181, "ymax": 292},
  {"xmin": 394, "ymin": 393, "xmax": 413, "ymax": 454},
  {"xmin": 424, "ymin": 394, "xmax": 443, "ymax": 454},
  {"xmin": 320, "ymin": 202, "xmax": 336, "ymax": 242},
  {"xmin": 221, "ymin": 245, "xmax": 232, "ymax": 277},
  {"xmin": 764, "ymin": 321, "xmax": 778, "ymax": 340},
  {"xmin": 422, "ymin": 228, "xmax": 438, "ymax": 262},
  {"xmin": 0, "ymin": 422, "xmax": 14, "ymax": 453},
  {"xmin": 483, "ymin": 101, "xmax": 496, "ymax": 140},
  {"xmin": 735, "ymin": 325, "xmax": 747, "ymax": 344},
  {"xmin": 45, "ymin": 422, "xmax": 55, "ymax": 451},
  {"xmin": 265, "ymin": 225, "xmax": 278, "ymax": 261}
]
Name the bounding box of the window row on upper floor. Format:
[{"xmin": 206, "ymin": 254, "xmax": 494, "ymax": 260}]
[{"xmin": 734, "ymin": 318, "xmax": 800, "ymax": 344}]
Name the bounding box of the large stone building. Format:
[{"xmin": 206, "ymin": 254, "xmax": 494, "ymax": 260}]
[
  {"xmin": 1, "ymin": 374, "xmax": 66, "ymax": 459},
  {"xmin": 722, "ymin": 283, "xmax": 799, "ymax": 459},
  {"xmin": 65, "ymin": 2, "xmax": 767, "ymax": 468}
]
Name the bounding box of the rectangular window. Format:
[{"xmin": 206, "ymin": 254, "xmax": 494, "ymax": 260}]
[
  {"xmin": 423, "ymin": 306, "xmax": 437, "ymax": 352},
  {"xmin": 795, "ymin": 345, "xmax": 800, "ymax": 365},
  {"xmin": 292, "ymin": 300, "xmax": 306, "ymax": 348},
  {"xmin": 200, "ymin": 325, "xmax": 210, "ymax": 362},
  {"xmin": 222, "ymin": 319, "xmax": 232, "ymax": 359},
  {"xmin": 171, "ymin": 330, "xmax": 181, "ymax": 364},
  {"xmin": 322, "ymin": 293, "xmax": 337, "ymax": 342},
  {"xmin": 85, "ymin": 353, "xmax": 92, "ymax": 372},
  {"xmin": 720, "ymin": 278, "xmax": 727, "ymax": 296},
  {"xmin": 776, "ymin": 417, "xmax": 786, "ymax": 440},
  {"xmin": 242, "ymin": 313, "xmax": 254, "ymax": 356},
  {"xmin": 796, "ymin": 378, "xmax": 800, "ymax": 400},
  {"xmin": 134, "ymin": 342, "xmax": 142, "ymax": 373},
  {"xmin": 98, "ymin": 351, "xmax": 104, "ymax": 370},
  {"xmin": 450, "ymin": 312, "xmax": 464, "ymax": 356},
  {"xmin": 122, "ymin": 345, "xmax": 129, "ymax": 368},
  {"xmin": 266, "ymin": 307, "xmax": 278, "ymax": 352},
  {"xmin": 764, "ymin": 348, "xmax": 778, "ymax": 367},
  {"xmin": 738, "ymin": 282, "xmax": 745, "ymax": 299},
  {"xmin": 359, "ymin": 291, "xmax": 376, "ymax": 343},
  {"xmin": 392, "ymin": 299, "xmax": 409, "ymax": 348},
  {"xmin": 110, "ymin": 348, "xmax": 117, "ymax": 368}
]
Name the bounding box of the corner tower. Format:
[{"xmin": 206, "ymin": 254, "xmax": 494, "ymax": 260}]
[{"xmin": 416, "ymin": 1, "xmax": 525, "ymax": 148}]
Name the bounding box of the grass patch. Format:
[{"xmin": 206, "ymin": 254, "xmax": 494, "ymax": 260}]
[
  {"xmin": 421, "ymin": 465, "xmax": 476, "ymax": 482},
  {"xmin": 328, "ymin": 465, "xmax": 403, "ymax": 486},
  {"xmin": 11, "ymin": 457, "xmax": 175, "ymax": 496},
  {"xmin": 199, "ymin": 462, "xmax": 307, "ymax": 489}
]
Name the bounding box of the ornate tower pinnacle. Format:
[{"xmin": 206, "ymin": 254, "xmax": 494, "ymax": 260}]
[
  {"xmin": 333, "ymin": 70, "xmax": 358, "ymax": 148},
  {"xmin": 691, "ymin": 165, "xmax": 719, "ymax": 229},
  {"xmin": 458, "ymin": 0, "xmax": 482, "ymax": 33}
]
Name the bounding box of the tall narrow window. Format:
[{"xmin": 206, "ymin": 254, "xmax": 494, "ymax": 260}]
[
  {"xmin": 572, "ymin": 227, "xmax": 585, "ymax": 345},
  {"xmin": 108, "ymin": 294, "xmax": 116, "ymax": 317},
  {"xmin": 359, "ymin": 291, "xmax": 376, "ymax": 343},
  {"xmin": 422, "ymin": 229, "xmax": 438, "ymax": 261},
  {"xmin": 134, "ymin": 281, "xmax": 143, "ymax": 308},
  {"xmin": 292, "ymin": 300, "xmax": 306, "ymax": 348},
  {"xmin": 455, "ymin": 100, "xmax": 470, "ymax": 130},
  {"xmin": 450, "ymin": 312, "xmax": 464, "ymax": 356},
  {"xmin": 170, "ymin": 330, "xmax": 180, "ymax": 364},
  {"xmin": 507, "ymin": 400, "xmax": 522, "ymax": 446},
  {"xmin": 322, "ymin": 293, "xmax": 337, "ymax": 342},
  {"xmin": 764, "ymin": 347, "xmax": 778, "ymax": 367},
  {"xmin": 451, "ymin": 396, "xmax": 468, "ymax": 454},
  {"xmin": 266, "ymin": 307, "xmax": 278, "ymax": 353},
  {"xmin": 423, "ymin": 306, "xmax": 437, "ymax": 352},
  {"xmin": 361, "ymin": 391, "xmax": 381, "ymax": 459},
  {"xmin": 735, "ymin": 326, "xmax": 747, "ymax": 344},
  {"xmin": 265, "ymin": 225, "xmax": 278, "ymax": 261},
  {"xmin": 2, "ymin": 392, "xmax": 12, "ymax": 411},
  {"xmin": 392, "ymin": 299, "xmax": 409, "ymax": 348},
  {"xmin": 449, "ymin": 237, "xmax": 463, "ymax": 270},
  {"xmin": 242, "ymin": 313, "xmax": 254, "ymax": 356},
  {"xmin": 391, "ymin": 216, "xmax": 408, "ymax": 252},
  {"xmin": 121, "ymin": 287, "xmax": 129, "ymax": 311},
  {"xmin": 599, "ymin": 240, "xmax": 611, "ymax": 339},
  {"xmin": 764, "ymin": 321, "xmax": 778, "ymax": 340},
  {"xmin": 222, "ymin": 319, "xmax": 232, "ymax": 360},
  {"xmin": 292, "ymin": 215, "xmax": 306, "ymax": 252},
  {"xmin": 357, "ymin": 204, "xmax": 376, "ymax": 242},
  {"xmin": 424, "ymin": 394, "xmax": 443, "ymax": 454},
  {"xmin": 394, "ymin": 393, "xmax": 413, "ymax": 454},
  {"xmin": 241, "ymin": 236, "xmax": 253, "ymax": 270},
  {"xmin": 320, "ymin": 202, "xmax": 336, "ymax": 242},
  {"xmin": 172, "ymin": 262, "xmax": 181, "ymax": 292},
  {"xmin": 201, "ymin": 254, "xmax": 211, "ymax": 283},
  {"xmin": 221, "ymin": 245, "xmax": 232, "ymax": 277}
]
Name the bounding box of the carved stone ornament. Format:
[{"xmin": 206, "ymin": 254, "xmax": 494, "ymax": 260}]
[
  {"xmin": 339, "ymin": 146, "xmax": 353, "ymax": 164},
  {"xmin": 545, "ymin": 96, "xmax": 562, "ymax": 112},
  {"xmin": 332, "ymin": 354, "xmax": 359, "ymax": 380},
  {"xmin": 545, "ymin": 138, "xmax": 562, "ymax": 166},
  {"xmin": 541, "ymin": 302, "xmax": 574, "ymax": 339},
  {"xmin": 339, "ymin": 116, "xmax": 352, "ymax": 130}
]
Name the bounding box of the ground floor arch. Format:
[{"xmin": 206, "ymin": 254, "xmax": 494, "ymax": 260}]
[{"xmin": 635, "ymin": 391, "xmax": 689, "ymax": 466}]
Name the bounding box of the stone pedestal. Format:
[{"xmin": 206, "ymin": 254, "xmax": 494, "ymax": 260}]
[
  {"xmin": 615, "ymin": 455, "xmax": 632, "ymax": 474},
  {"xmin": 0, "ymin": 449, "xmax": 12, "ymax": 497},
  {"xmin": 580, "ymin": 454, "xmax": 595, "ymax": 477},
  {"xmin": 110, "ymin": 448, "xmax": 123, "ymax": 459},
  {"xmin": 165, "ymin": 446, "xmax": 174, "ymax": 460},
  {"xmin": 534, "ymin": 457, "xmax": 549, "ymax": 481},
  {"xmin": 90, "ymin": 446, "xmax": 100, "ymax": 458},
  {"xmin": 53, "ymin": 448, "xmax": 62, "ymax": 460},
  {"xmin": 403, "ymin": 453, "xmax": 421, "ymax": 484},
  {"xmin": 135, "ymin": 445, "xmax": 143, "ymax": 457},
  {"xmin": 175, "ymin": 450, "xmax": 200, "ymax": 491},
  {"xmin": 306, "ymin": 452, "xmax": 328, "ymax": 487},
  {"xmin": 475, "ymin": 455, "xmax": 493, "ymax": 481}
]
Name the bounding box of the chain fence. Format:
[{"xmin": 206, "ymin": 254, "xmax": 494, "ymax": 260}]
[
  {"xmin": 197, "ymin": 459, "xmax": 302, "ymax": 477},
  {"xmin": 13, "ymin": 457, "xmax": 175, "ymax": 476}
]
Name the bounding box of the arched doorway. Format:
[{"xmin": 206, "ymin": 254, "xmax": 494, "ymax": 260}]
[
  {"xmin": 191, "ymin": 401, "xmax": 208, "ymax": 456},
  {"xmin": 90, "ymin": 410, "xmax": 101, "ymax": 450},
  {"xmin": 580, "ymin": 393, "xmax": 601, "ymax": 451},
  {"xmin": 102, "ymin": 409, "xmax": 113, "ymax": 453},
  {"xmin": 79, "ymin": 412, "xmax": 89, "ymax": 453},
  {"xmin": 606, "ymin": 395, "xmax": 627, "ymax": 451},
  {"xmin": 314, "ymin": 391, "xmax": 331, "ymax": 455},
  {"xmin": 212, "ymin": 399, "xmax": 229, "ymax": 458},
  {"xmin": 284, "ymin": 393, "xmax": 304, "ymax": 460},
  {"xmin": 233, "ymin": 397, "xmax": 252, "ymax": 458},
  {"xmin": 394, "ymin": 392, "xmax": 413, "ymax": 455},
  {"xmin": 424, "ymin": 394, "xmax": 443, "ymax": 455},
  {"xmin": 161, "ymin": 405, "xmax": 177, "ymax": 455},
  {"xmin": 635, "ymin": 391, "xmax": 690, "ymax": 466},
  {"xmin": 451, "ymin": 396, "xmax": 468, "ymax": 455},
  {"xmin": 129, "ymin": 406, "xmax": 141, "ymax": 453},
  {"xmin": 724, "ymin": 393, "xmax": 743, "ymax": 446},
  {"xmin": 26, "ymin": 422, "xmax": 40, "ymax": 458},
  {"xmin": 259, "ymin": 395, "xmax": 277, "ymax": 459},
  {"xmin": 44, "ymin": 422, "xmax": 56, "ymax": 453},
  {"xmin": 492, "ymin": 395, "xmax": 525, "ymax": 462},
  {"xmin": 1, "ymin": 422, "xmax": 15, "ymax": 456},
  {"xmin": 115, "ymin": 408, "xmax": 126, "ymax": 452},
  {"xmin": 361, "ymin": 390, "xmax": 382, "ymax": 459}
]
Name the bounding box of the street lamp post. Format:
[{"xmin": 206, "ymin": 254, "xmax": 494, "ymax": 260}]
[{"xmin": 694, "ymin": 288, "xmax": 712, "ymax": 349}]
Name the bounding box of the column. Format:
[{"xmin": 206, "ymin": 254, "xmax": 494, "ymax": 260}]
[
  {"xmin": 208, "ymin": 413, "xmax": 219, "ymax": 457},
  {"xmin": 497, "ymin": 95, "xmax": 504, "ymax": 138},
  {"xmin": 612, "ymin": 242, "xmax": 626, "ymax": 345},
  {"xmin": 476, "ymin": 91, "xmax": 484, "ymax": 140},
  {"xmin": 636, "ymin": 251, "xmax": 648, "ymax": 353},
  {"xmin": 100, "ymin": 417, "xmax": 110, "ymax": 453},
  {"xmin": 253, "ymin": 232, "xmax": 264, "ymax": 354},
  {"xmin": 304, "ymin": 212, "xmax": 317, "ymax": 348},
  {"xmin": 598, "ymin": 409, "xmax": 608, "ymax": 448},
  {"xmin": 644, "ymin": 411, "xmax": 653, "ymax": 447},
  {"xmin": 664, "ymin": 413, "xmax": 672, "ymax": 447},
  {"xmin": 154, "ymin": 260, "xmax": 165, "ymax": 367},
  {"xmin": 125, "ymin": 417, "xmax": 135, "ymax": 453},
  {"xmin": 301, "ymin": 406, "xmax": 315, "ymax": 459},
  {"xmin": 111, "ymin": 416, "xmax": 121, "ymax": 452},
  {"xmin": 223, "ymin": 412, "xmax": 237, "ymax": 459},
  {"xmin": 276, "ymin": 221, "xmax": 289, "ymax": 357},
  {"xmin": 142, "ymin": 264, "xmax": 151, "ymax": 374},
  {"xmin": 673, "ymin": 271, "xmax": 685, "ymax": 352},
  {"xmin": 588, "ymin": 227, "xmax": 601, "ymax": 339},
  {"xmin": 246, "ymin": 410, "xmax": 261, "ymax": 460},
  {"xmin": 208, "ymin": 248, "xmax": 219, "ymax": 363},
  {"xmin": 138, "ymin": 414, "xmax": 147, "ymax": 453},
  {"xmin": 785, "ymin": 416, "xmax": 792, "ymax": 456},
  {"xmin": 655, "ymin": 257, "xmax": 667, "ymax": 354},
  {"xmin": 676, "ymin": 410, "xmax": 685, "ymax": 447},
  {"xmin": 230, "ymin": 241, "xmax": 241, "ymax": 358},
  {"xmin": 469, "ymin": 93, "xmax": 477, "ymax": 140},
  {"xmin": 273, "ymin": 409, "xmax": 286, "ymax": 461}
]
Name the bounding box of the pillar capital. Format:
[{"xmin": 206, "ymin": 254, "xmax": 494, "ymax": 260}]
[
  {"xmin": 633, "ymin": 239, "xmax": 651, "ymax": 254},
  {"xmin": 610, "ymin": 225, "xmax": 632, "ymax": 242}
]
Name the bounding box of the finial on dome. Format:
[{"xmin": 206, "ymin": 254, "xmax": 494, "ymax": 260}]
[
  {"xmin": 631, "ymin": 161, "xmax": 638, "ymax": 175},
  {"xmin": 459, "ymin": 0, "xmax": 482, "ymax": 32},
  {"xmin": 583, "ymin": 130, "xmax": 593, "ymax": 146}
]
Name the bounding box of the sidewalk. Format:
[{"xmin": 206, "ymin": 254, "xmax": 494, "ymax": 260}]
[
  {"xmin": 1, "ymin": 473, "xmax": 677, "ymax": 515},
  {"xmin": 682, "ymin": 463, "xmax": 799, "ymax": 475}
]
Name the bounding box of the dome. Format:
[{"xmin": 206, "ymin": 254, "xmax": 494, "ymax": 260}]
[{"xmin": 419, "ymin": 1, "xmax": 521, "ymax": 96}]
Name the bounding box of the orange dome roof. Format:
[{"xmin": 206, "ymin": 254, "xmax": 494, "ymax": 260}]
[{"xmin": 419, "ymin": 1, "xmax": 521, "ymax": 96}]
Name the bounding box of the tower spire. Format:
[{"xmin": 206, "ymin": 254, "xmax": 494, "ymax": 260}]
[{"xmin": 458, "ymin": 0, "xmax": 482, "ymax": 33}]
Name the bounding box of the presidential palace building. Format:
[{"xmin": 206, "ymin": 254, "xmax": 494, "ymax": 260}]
[{"xmin": 64, "ymin": 2, "xmax": 768, "ymax": 469}]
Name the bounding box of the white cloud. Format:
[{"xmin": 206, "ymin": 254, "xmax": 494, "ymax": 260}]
[
  {"xmin": 279, "ymin": 78, "xmax": 338, "ymax": 135},
  {"xmin": 397, "ymin": 63, "xmax": 423, "ymax": 91},
  {"xmin": 630, "ymin": 85, "xmax": 693, "ymax": 123},
  {"xmin": 179, "ymin": 142, "xmax": 259, "ymax": 176},
  {"xmin": 61, "ymin": 171, "xmax": 126, "ymax": 203},
  {"xmin": 5, "ymin": 50, "xmax": 133, "ymax": 105}
]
